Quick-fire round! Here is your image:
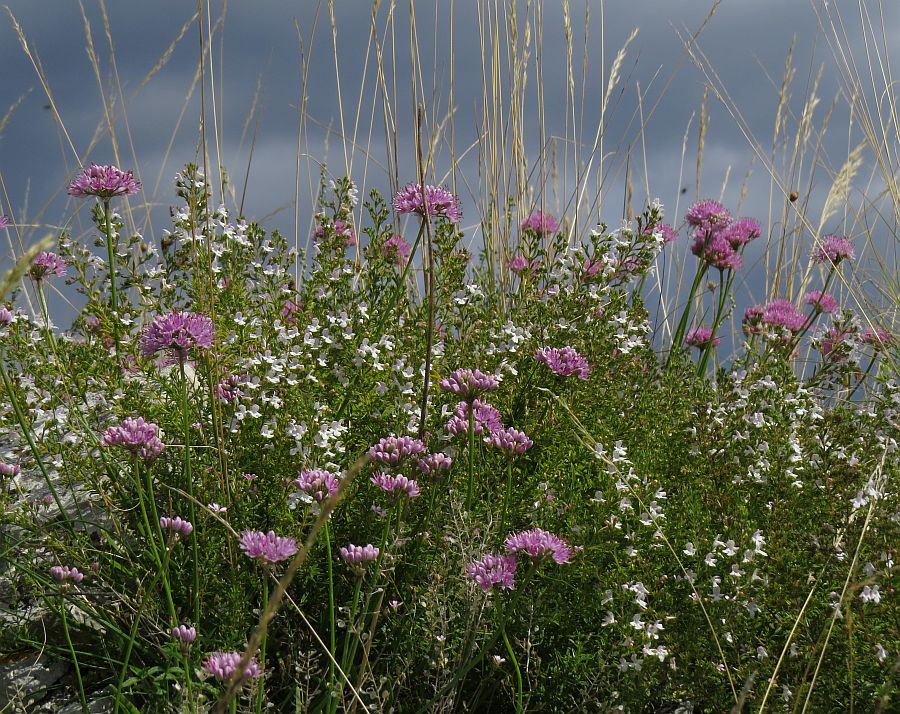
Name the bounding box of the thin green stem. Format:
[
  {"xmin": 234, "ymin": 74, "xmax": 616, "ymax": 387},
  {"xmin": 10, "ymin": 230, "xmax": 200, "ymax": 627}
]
[
  {"xmin": 179, "ymin": 360, "xmax": 201, "ymax": 626},
  {"xmin": 59, "ymin": 592, "xmax": 89, "ymax": 714},
  {"xmin": 667, "ymin": 260, "xmax": 709, "ymax": 368},
  {"xmin": 324, "ymin": 522, "xmax": 337, "ymax": 706},
  {"xmin": 256, "ymin": 572, "xmax": 269, "ymax": 714},
  {"xmin": 466, "ymin": 406, "xmax": 476, "ymax": 510},
  {"xmin": 697, "ymin": 268, "xmax": 731, "ymax": 375},
  {"xmin": 499, "ymin": 459, "xmax": 514, "ymax": 537},
  {"xmin": 102, "ymin": 199, "xmax": 121, "ymax": 357},
  {"xmin": 502, "ymin": 626, "xmax": 523, "ymax": 714}
]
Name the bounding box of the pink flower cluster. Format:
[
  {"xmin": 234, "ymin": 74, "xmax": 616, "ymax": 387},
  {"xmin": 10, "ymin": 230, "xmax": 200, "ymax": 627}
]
[
  {"xmin": 171, "ymin": 624, "xmax": 197, "ymax": 643},
  {"xmin": 314, "ymin": 219, "xmax": 356, "ymax": 247},
  {"xmin": 445, "ymin": 400, "xmax": 503, "ymax": 436},
  {"xmin": 340, "ymin": 543, "xmax": 380, "ymax": 566},
  {"xmin": 520, "ymin": 210, "xmax": 559, "ymax": 235},
  {"xmin": 0, "ymin": 462, "xmax": 21, "ymax": 477},
  {"xmin": 685, "ymin": 326, "xmax": 720, "ymax": 349},
  {"xmin": 214, "ymin": 375, "xmax": 243, "ymax": 403},
  {"xmin": 393, "ymin": 183, "xmax": 462, "ymax": 223},
  {"xmin": 803, "ymin": 290, "xmax": 839, "ymax": 314},
  {"xmin": 203, "ymin": 652, "xmax": 261, "ymax": 681},
  {"xmin": 466, "ymin": 528, "xmax": 573, "ymax": 593},
  {"xmin": 382, "ymin": 235, "xmax": 412, "ymax": 265},
  {"xmin": 30, "ymin": 251, "xmax": 67, "ymax": 281},
  {"xmin": 102, "ymin": 417, "xmax": 165, "ymax": 462},
  {"xmin": 534, "ymin": 346, "xmax": 591, "ymax": 379},
  {"xmin": 371, "ymin": 471, "xmax": 421, "ymax": 499},
  {"xmin": 861, "ymin": 326, "xmax": 894, "ymax": 349},
  {"xmin": 744, "ymin": 299, "xmax": 806, "ymax": 336},
  {"xmin": 140, "ymin": 311, "xmax": 215, "ymax": 360},
  {"xmin": 160, "ymin": 515, "xmax": 193, "ymax": 537},
  {"xmin": 239, "ymin": 530, "xmax": 298, "ymax": 564},
  {"xmin": 68, "ymin": 163, "xmax": 141, "ymax": 199},
  {"xmin": 686, "ymin": 200, "xmax": 760, "ymax": 271},
  {"xmin": 368, "ymin": 435, "xmax": 427, "ymax": 465},
  {"xmin": 484, "ymin": 426, "xmax": 534, "ymax": 456},
  {"xmin": 509, "ymin": 255, "xmax": 539, "ymax": 274},
  {"xmin": 438, "ymin": 368, "xmax": 499, "ymax": 400},
  {"xmin": 813, "ymin": 235, "xmax": 854, "ymax": 264},
  {"xmin": 295, "ymin": 469, "xmax": 340, "ymax": 502},
  {"xmin": 416, "ymin": 452, "xmax": 453, "ymax": 476},
  {"xmin": 50, "ymin": 565, "xmax": 84, "ymax": 583}
]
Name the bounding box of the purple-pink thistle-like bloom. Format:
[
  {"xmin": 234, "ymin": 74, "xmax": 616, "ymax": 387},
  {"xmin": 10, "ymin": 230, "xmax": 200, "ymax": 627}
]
[
  {"xmin": 803, "ymin": 290, "xmax": 839, "ymax": 314},
  {"xmin": 102, "ymin": 417, "xmax": 165, "ymax": 462},
  {"xmin": 504, "ymin": 527, "xmax": 573, "ymax": 564},
  {"xmin": 295, "ymin": 469, "xmax": 340, "ymax": 502},
  {"xmin": 861, "ymin": 326, "xmax": 894, "ymax": 349},
  {"xmin": 484, "ymin": 426, "xmax": 533, "ymax": 456},
  {"xmin": 203, "ymin": 652, "xmax": 262, "ymax": 681},
  {"xmin": 438, "ymin": 368, "xmax": 499, "ymax": 400},
  {"xmin": 160, "ymin": 515, "xmax": 194, "ymax": 537},
  {"xmin": 520, "ymin": 210, "xmax": 559, "ymax": 236},
  {"xmin": 813, "ymin": 235, "xmax": 855, "ymax": 264},
  {"xmin": 368, "ymin": 435, "xmax": 427, "ymax": 465},
  {"xmin": 382, "ymin": 235, "xmax": 412, "ymax": 265},
  {"xmin": 691, "ymin": 232, "xmax": 742, "ymax": 271},
  {"xmin": 29, "ymin": 251, "xmax": 67, "ymax": 281},
  {"xmin": 534, "ymin": 346, "xmax": 591, "ymax": 379},
  {"xmin": 0, "ymin": 462, "xmax": 20, "ymax": 477},
  {"xmin": 392, "ymin": 183, "xmax": 462, "ymax": 224},
  {"xmin": 685, "ymin": 326, "xmax": 720, "ymax": 349},
  {"xmin": 686, "ymin": 199, "xmax": 732, "ymax": 235},
  {"xmin": 465, "ymin": 553, "xmax": 518, "ymax": 592},
  {"xmin": 416, "ymin": 452, "xmax": 453, "ymax": 476},
  {"xmin": 655, "ymin": 222, "xmax": 678, "ymax": 244},
  {"xmin": 171, "ymin": 625, "xmax": 197, "ymax": 643},
  {"xmin": 239, "ymin": 530, "xmax": 298, "ymax": 564},
  {"xmin": 214, "ymin": 375, "xmax": 243, "ymax": 403},
  {"xmin": 371, "ymin": 471, "xmax": 421, "ymax": 499},
  {"xmin": 68, "ymin": 164, "xmax": 141, "ymax": 199},
  {"xmin": 446, "ymin": 399, "xmax": 503, "ymax": 436},
  {"xmin": 49, "ymin": 565, "xmax": 84, "ymax": 583},
  {"xmin": 721, "ymin": 217, "xmax": 761, "ymax": 248},
  {"xmin": 762, "ymin": 299, "xmax": 807, "ymax": 333},
  {"xmin": 0, "ymin": 306, "xmax": 13, "ymax": 325},
  {"xmin": 340, "ymin": 543, "xmax": 380, "ymax": 565},
  {"xmin": 140, "ymin": 311, "xmax": 215, "ymax": 360},
  {"xmin": 509, "ymin": 255, "xmax": 538, "ymax": 274}
]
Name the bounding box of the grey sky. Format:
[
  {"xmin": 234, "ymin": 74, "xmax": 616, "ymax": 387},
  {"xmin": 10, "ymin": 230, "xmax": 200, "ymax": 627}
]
[{"xmin": 1, "ymin": 1, "xmax": 895, "ymax": 326}]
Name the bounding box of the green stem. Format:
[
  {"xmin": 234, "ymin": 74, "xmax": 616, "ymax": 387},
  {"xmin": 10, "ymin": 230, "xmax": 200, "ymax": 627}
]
[
  {"xmin": 499, "ymin": 460, "xmax": 514, "ymax": 538},
  {"xmin": 179, "ymin": 360, "xmax": 201, "ymax": 626},
  {"xmin": 501, "ymin": 626, "xmax": 523, "ymax": 714},
  {"xmin": 59, "ymin": 593, "xmax": 89, "ymax": 714},
  {"xmin": 466, "ymin": 406, "xmax": 476, "ymax": 510},
  {"xmin": 256, "ymin": 572, "xmax": 269, "ymax": 714},
  {"xmin": 667, "ymin": 259, "xmax": 709, "ymax": 368},
  {"xmin": 697, "ymin": 268, "xmax": 731, "ymax": 376},
  {"xmin": 102, "ymin": 199, "xmax": 121, "ymax": 357},
  {"xmin": 324, "ymin": 522, "xmax": 337, "ymax": 706}
]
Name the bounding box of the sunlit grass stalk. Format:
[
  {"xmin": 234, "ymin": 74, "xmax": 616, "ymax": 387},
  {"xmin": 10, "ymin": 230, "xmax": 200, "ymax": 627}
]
[{"xmin": 179, "ymin": 359, "xmax": 201, "ymax": 626}]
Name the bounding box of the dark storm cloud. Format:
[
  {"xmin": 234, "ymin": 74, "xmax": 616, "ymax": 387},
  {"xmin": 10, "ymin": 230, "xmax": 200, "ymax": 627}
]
[{"xmin": 0, "ymin": 0, "xmax": 892, "ymax": 251}]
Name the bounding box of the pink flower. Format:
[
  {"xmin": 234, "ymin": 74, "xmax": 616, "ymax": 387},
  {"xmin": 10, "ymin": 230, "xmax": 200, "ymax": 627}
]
[
  {"xmin": 504, "ymin": 528, "xmax": 573, "ymax": 564},
  {"xmin": 465, "ymin": 553, "xmax": 518, "ymax": 592},
  {"xmin": 160, "ymin": 515, "xmax": 193, "ymax": 537},
  {"xmin": 484, "ymin": 427, "xmax": 533, "ymax": 456},
  {"xmin": 315, "ymin": 219, "xmax": 356, "ymax": 247},
  {"xmin": 534, "ymin": 346, "xmax": 591, "ymax": 379},
  {"xmin": 203, "ymin": 652, "xmax": 261, "ymax": 681},
  {"xmin": 393, "ymin": 184, "xmax": 462, "ymax": 223},
  {"xmin": 685, "ymin": 326, "xmax": 720, "ymax": 349},
  {"xmin": 0, "ymin": 216, "xmax": 8, "ymax": 229},
  {"xmin": 29, "ymin": 252, "xmax": 67, "ymax": 280},
  {"xmin": 140, "ymin": 311, "xmax": 215, "ymax": 360},
  {"xmin": 49, "ymin": 565, "xmax": 84, "ymax": 583},
  {"xmin": 691, "ymin": 232, "xmax": 742, "ymax": 271},
  {"xmin": 813, "ymin": 235, "xmax": 854, "ymax": 264},
  {"xmin": 368, "ymin": 436, "xmax": 427, "ymax": 465},
  {"xmin": 721, "ymin": 217, "xmax": 761, "ymax": 248},
  {"xmin": 438, "ymin": 368, "xmax": 499, "ymax": 400},
  {"xmin": 239, "ymin": 530, "xmax": 298, "ymax": 564},
  {"xmin": 803, "ymin": 290, "xmax": 839, "ymax": 314},
  {"xmin": 295, "ymin": 469, "xmax": 340, "ymax": 502},
  {"xmin": 382, "ymin": 235, "xmax": 412, "ymax": 264},
  {"xmin": 509, "ymin": 255, "xmax": 538, "ymax": 273},
  {"xmin": 861, "ymin": 326, "xmax": 894, "ymax": 349},
  {"xmin": 685, "ymin": 200, "xmax": 732, "ymax": 235},
  {"xmin": 416, "ymin": 452, "xmax": 453, "ymax": 476},
  {"xmin": 102, "ymin": 417, "xmax": 165, "ymax": 462},
  {"xmin": 520, "ymin": 210, "xmax": 559, "ymax": 235},
  {"xmin": 446, "ymin": 400, "xmax": 503, "ymax": 436},
  {"xmin": 68, "ymin": 164, "xmax": 141, "ymax": 199},
  {"xmin": 371, "ymin": 471, "xmax": 421, "ymax": 499},
  {"xmin": 762, "ymin": 299, "xmax": 806, "ymax": 332},
  {"xmin": 171, "ymin": 625, "xmax": 197, "ymax": 643},
  {"xmin": 340, "ymin": 543, "xmax": 380, "ymax": 565}
]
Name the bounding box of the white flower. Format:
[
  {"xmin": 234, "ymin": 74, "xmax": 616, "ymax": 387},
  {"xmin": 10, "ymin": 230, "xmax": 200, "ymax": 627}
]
[
  {"xmin": 875, "ymin": 643, "xmax": 887, "ymax": 662},
  {"xmin": 860, "ymin": 585, "xmax": 881, "ymax": 604},
  {"xmin": 683, "ymin": 542, "xmax": 696, "ymax": 557}
]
